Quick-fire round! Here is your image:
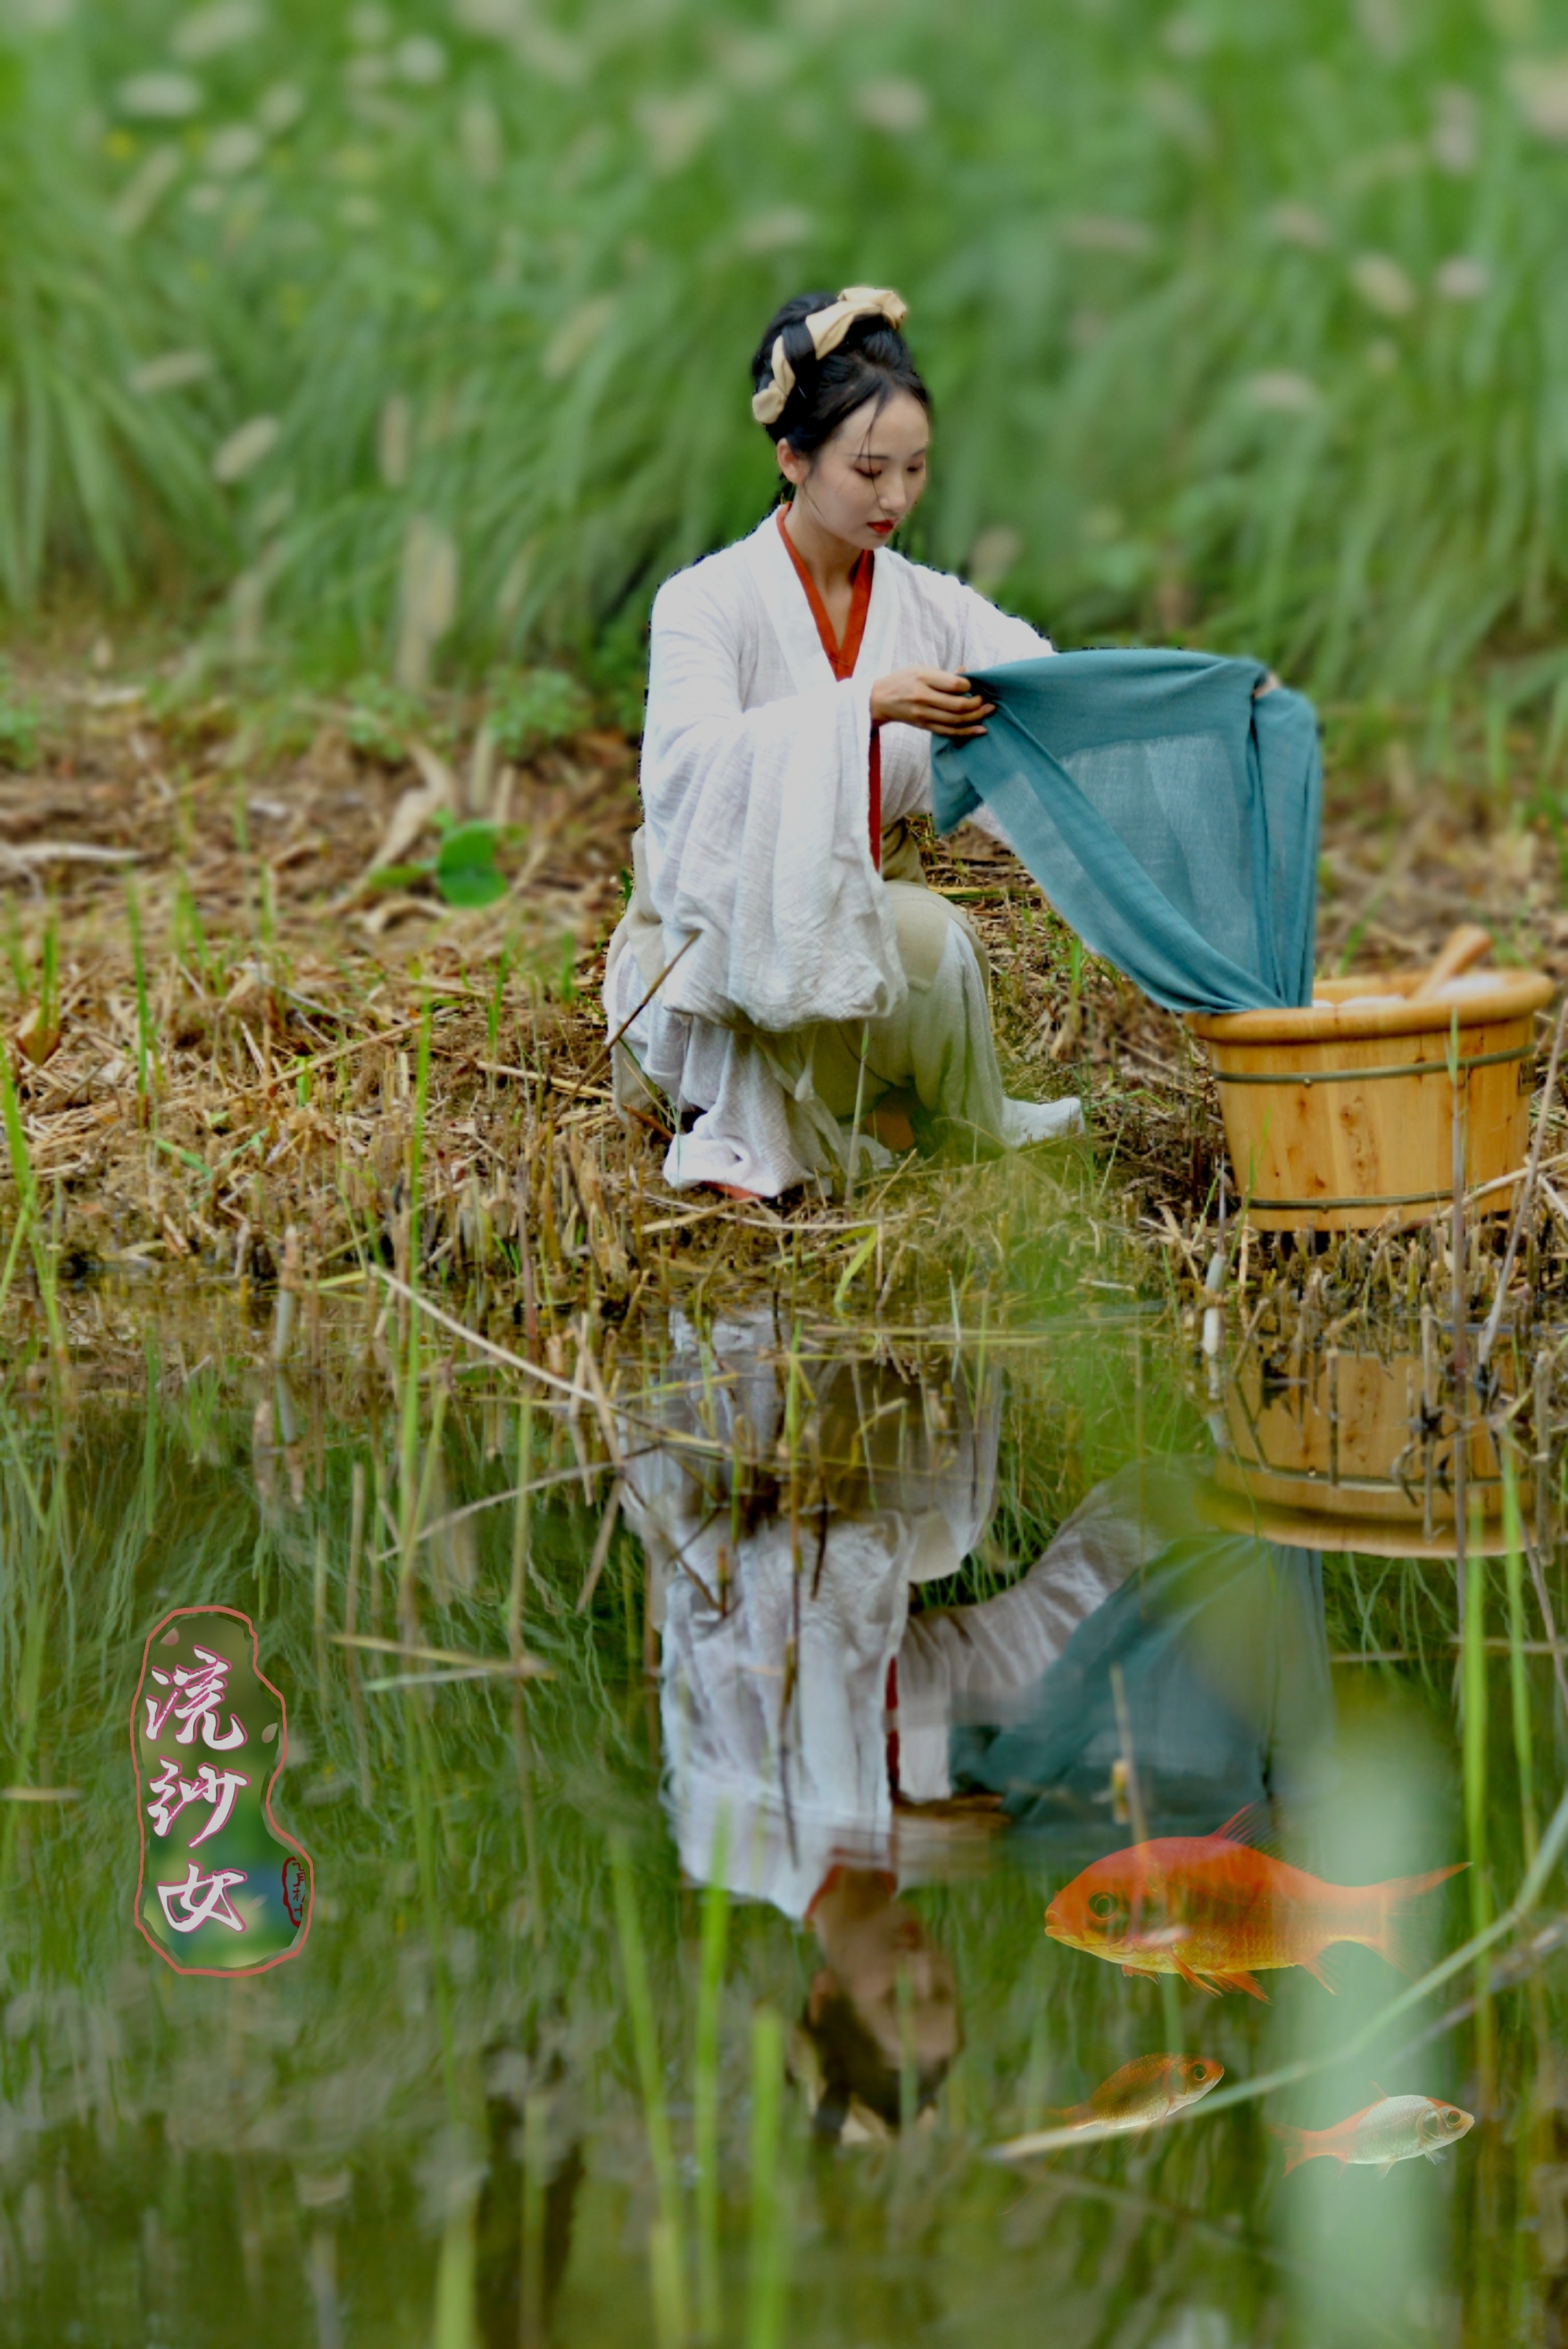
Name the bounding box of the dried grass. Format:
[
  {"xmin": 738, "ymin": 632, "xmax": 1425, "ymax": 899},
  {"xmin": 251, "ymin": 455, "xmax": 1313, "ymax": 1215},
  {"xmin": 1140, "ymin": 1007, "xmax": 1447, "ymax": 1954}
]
[{"xmin": 4, "ymin": 654, "xmax": 1568, "ymax": 1371}]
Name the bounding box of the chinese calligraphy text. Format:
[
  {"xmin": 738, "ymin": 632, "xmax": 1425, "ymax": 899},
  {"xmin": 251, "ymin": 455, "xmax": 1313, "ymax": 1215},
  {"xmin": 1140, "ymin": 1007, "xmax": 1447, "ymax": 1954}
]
[{"xmin": 131, "ymin": 1606, "xmax": 314, "ymax": 1977}]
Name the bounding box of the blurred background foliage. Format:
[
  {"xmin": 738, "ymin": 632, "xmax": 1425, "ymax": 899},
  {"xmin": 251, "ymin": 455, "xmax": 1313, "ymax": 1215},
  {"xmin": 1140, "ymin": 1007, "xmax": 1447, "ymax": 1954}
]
[{"xmin": 6, "ymin": 0, "xmax": 1568, "ymax": 700}]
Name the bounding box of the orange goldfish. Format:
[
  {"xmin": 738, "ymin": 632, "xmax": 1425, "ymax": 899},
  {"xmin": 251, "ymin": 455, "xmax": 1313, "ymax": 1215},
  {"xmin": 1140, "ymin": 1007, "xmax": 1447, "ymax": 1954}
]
[
  {"xmin": 1044, "ymin": 1808, "xmax": 1463, "ymax": 2001},
  {"xmin": 1274, "ymin": 2092, "xmax": 1474, "ymax": 2176},
  {"xmin": 992, "ymin": 2053, "xmax": 1222, "ymax": 2161}
]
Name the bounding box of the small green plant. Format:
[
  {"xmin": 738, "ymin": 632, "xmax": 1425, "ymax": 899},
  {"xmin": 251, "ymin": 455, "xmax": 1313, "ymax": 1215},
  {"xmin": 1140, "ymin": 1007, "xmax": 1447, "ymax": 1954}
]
[
  {"xmin": 371, "ymin": 813, "xmax": 510, "ymax": 910},
  {"xmin": 487, "ymin": 668, "xmax": 592, "ymax": 761}
]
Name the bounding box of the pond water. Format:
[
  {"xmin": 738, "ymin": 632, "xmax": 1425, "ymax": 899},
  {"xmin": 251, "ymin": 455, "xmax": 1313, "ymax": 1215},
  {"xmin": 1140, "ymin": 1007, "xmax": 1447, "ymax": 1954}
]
[{"xmin": 0, "ymin": 1302, "xmax": 1562, "ymax": 2348}]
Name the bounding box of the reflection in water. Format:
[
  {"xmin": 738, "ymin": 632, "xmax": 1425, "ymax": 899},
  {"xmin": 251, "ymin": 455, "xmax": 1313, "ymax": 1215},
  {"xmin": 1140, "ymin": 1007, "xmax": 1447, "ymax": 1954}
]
[
  {"xmin": 1275, "ymin": 2092, "xmax": 1474, "ymax": 2177},
  {"xmin": 1, "ymin": 1315, "xmax": 1549, "ymax": 2345},
  {"xmin": 950, "ymin": 1471, "xmax": 1335, "ymax": 1833},
  {"xmin": 791, "ymin": 1864, "xmax": 958, "ymax": 2141},
  {"xmin": 1043, "ymin": 1815, "xmax": 1464, "ymax": 2001},
  {"xmin": 619, "ymin": 1319, "xmax": 1360, "ymax": 2131},
  {"xmin": 474, "ymin": 2040, "xmax": 586, "ymax": 2348},
  {"xmin": 621, "ymin": 1314, "xmax": 1003, "ymax": 2139}
]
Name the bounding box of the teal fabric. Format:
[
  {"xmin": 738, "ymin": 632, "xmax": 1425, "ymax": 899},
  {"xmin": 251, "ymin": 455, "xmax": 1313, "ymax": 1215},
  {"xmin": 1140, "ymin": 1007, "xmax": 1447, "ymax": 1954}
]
[
  {"xmin": 950, "ymin": 1530, "xmax": 1333, "ymax": 1841},
  {"xmin": 931, "ymin": 649, "xmax": 1322, "ymax": 1014}
]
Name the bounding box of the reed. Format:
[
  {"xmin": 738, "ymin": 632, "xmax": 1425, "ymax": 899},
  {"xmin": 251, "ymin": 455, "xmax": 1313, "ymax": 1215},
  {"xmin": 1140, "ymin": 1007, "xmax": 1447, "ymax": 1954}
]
[
  {"xmin": 1461, "ymin": 1498, "xmax": 1497, "ymax": 2099},
  {"xmin": 1503, "ymin": 1453, "xmax": 1539, "ymax": 1868},
  {"xmin": 124, "ymin": 873, "xmax": 154, "ymax": 1108},
  {"xmin": 745, "ymin": 2009, "xmax": 789, "ymax": 2349},
  {"xmin": 0, "ymin": 1052, "xmax": 65, "ymax": 1364},
  {"xmin": 611, "ymin": 1828, "xmax": 690, "ymax": 2348},
  {"xmin": 11, "ymin": 3, "xmax": 1568, "ymax": 702},
  {"xmin": 693, "ymin": 1843, "xmax": 731, "ymax": 2343}
]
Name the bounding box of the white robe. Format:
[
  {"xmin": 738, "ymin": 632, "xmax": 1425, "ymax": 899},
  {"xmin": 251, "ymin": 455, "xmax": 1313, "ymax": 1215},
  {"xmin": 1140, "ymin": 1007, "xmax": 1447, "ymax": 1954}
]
[
  {"xmin": 606, "ymin": 512, "xmax": 1071, "ymax": 1196},
  {"xmin": 620, "ymin": 1314, "xmax": 1162, "ymax": 1920}
]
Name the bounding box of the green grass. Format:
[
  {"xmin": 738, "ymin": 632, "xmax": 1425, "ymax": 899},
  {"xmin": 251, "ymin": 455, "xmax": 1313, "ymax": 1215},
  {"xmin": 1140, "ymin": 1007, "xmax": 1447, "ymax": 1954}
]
[{"xmin": 8, "ymin": 1, "xmax": 1568, "ymax": 700}]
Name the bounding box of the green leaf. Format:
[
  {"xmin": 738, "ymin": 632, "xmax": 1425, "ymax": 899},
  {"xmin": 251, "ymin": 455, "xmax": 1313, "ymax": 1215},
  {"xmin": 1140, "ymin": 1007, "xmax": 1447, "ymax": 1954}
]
[{"xmin": 433, "ymin": 822, "xmax": 506, "ymax": 908}]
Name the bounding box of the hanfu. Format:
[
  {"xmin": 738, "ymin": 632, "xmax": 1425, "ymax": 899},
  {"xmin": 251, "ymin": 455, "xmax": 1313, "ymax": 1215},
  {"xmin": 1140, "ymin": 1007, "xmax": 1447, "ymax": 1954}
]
[{"xmin": 605, "ymin": 510, "xmax": 1082, "ymax": 1197}]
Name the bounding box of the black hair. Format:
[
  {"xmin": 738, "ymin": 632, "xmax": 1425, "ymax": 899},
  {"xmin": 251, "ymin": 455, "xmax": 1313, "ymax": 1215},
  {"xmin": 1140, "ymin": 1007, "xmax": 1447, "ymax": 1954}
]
[
  {"xmin": 796, "ymin": 1985, "xmax": 953, "ymax": 2142},
  {"xmin": 750, "ymin": 290, "xmax": 931, "ymax": 457}
]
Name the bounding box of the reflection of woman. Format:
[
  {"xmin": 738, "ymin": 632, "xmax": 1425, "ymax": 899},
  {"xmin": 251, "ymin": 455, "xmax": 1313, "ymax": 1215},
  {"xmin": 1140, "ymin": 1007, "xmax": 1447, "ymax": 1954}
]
[
  {"xmin": 620, "ymin": 1318, "xmax": 1156, "ymax": 2139},
  {"xmin": 605, "ymin": 287, "xmax": 1080, "ymax": 1199},
  {"xmin": 793, "ymin": 1865, "xmax": 957, "ymax": 2144}
]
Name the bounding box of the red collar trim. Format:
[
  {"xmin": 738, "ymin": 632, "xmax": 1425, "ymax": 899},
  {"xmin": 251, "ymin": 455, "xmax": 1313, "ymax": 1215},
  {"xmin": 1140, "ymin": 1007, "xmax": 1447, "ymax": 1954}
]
[{"xmin": 775, "ymin": 506, "xmax": 875, "ymax": 681}]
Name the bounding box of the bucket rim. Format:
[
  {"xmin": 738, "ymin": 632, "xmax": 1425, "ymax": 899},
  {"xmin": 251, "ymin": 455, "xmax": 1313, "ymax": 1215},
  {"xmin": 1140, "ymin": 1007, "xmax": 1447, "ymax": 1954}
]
[{"xmin": 1188, "ymin": 966, "xmax": 1553, "ymax": 1045}]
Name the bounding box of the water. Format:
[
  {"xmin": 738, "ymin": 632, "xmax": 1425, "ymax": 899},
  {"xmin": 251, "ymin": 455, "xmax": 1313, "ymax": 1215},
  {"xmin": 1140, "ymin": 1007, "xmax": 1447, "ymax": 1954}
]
[{"xmin": 0, "ymin": 1304, "xmax": 1561, "ymax": 2347}]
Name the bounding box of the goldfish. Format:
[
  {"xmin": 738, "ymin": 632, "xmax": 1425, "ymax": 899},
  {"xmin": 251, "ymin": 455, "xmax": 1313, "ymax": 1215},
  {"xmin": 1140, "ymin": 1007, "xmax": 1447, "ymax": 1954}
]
[
  {"xmin": 992, "ymin": 2053, "xmax": 1222, "ymax": 2161},
  {"xmin": 1054, "ymin": 2051, "xmax": 1223, "ymax": 2133},
  {"xmin": 1274, "ymin": 2092, "xmax": 1474, "ymax": 2177},
  {"xmin": 1044, "ymin": 1807, "xmax": 1463, "ymax": 2001}
]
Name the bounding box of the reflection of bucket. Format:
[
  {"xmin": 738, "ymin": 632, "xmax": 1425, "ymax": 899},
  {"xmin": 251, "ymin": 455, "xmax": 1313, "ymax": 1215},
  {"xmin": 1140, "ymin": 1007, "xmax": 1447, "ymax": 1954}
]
[
  {"xmin": 1213, "ymin": 1344, "xmax": 1525, "ymax": 1548},
  {"xmin": 1200, "ymin": 1482, "xmax": 1519, "ymax": 1558},
  {"xmin": 1188, "ymin": 970, "xmax": 1553, "ymax": 1230}
]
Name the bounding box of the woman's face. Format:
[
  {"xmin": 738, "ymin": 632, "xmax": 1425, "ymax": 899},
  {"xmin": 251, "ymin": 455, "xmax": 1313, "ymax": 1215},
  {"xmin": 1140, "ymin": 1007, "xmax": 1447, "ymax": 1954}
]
[
  {"xmin": 810, "ymin": 1867, "xmax": 959, "ymax": 2072},
  {"xmin": 779, "ymin": 391, "xmax": 930, "ymax": 552}
]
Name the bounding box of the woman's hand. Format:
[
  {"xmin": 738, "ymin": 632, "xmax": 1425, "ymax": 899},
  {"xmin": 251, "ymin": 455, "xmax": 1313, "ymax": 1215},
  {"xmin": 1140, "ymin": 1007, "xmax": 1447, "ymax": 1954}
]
[{"xmin": 870, "ymin": 667, "xmax": 995, "ymax": 738}]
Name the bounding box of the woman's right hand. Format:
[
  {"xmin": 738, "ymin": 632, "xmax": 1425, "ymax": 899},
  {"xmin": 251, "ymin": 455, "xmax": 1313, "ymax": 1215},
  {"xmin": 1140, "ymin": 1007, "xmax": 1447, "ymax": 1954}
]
[{"xmin": 870, "ymin": 668, "xmax": 994, "ymax": 738}]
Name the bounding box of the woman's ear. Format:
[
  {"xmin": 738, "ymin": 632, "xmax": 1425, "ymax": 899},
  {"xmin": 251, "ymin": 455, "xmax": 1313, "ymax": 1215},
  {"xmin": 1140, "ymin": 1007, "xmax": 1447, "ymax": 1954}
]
[{"xmin": 777, "ymin": 437, "xmax": 809, "ymax": 490}]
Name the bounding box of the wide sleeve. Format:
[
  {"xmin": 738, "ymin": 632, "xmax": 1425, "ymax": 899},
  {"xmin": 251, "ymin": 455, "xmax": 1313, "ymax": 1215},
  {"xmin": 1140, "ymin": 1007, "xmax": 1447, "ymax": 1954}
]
[
  {"xmin": 638, "ymin": 565, "xmax": 903, "ymax": 1033},
  {"xmin": 894, "ymin": 1462, "xmax": 1194, "ymax": 1805},
  {"xmin": 949, "ymin": 587, "xmax": 1055, "ymax": 847}
]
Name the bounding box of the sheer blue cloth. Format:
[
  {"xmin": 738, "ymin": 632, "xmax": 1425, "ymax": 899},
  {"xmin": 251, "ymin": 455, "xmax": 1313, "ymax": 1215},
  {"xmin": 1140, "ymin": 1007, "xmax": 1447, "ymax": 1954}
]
[
  {"xmin": 931, "ymin": 649, "xmax": 1322, "ymax": 1015},
  {"xmin": 948, "ymin": 1527, "xmax": 1331, "ymax": 1839}
]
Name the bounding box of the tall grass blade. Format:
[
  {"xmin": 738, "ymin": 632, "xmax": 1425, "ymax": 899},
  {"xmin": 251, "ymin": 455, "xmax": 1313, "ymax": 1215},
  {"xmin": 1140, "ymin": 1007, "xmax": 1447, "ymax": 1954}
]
[
  {"xmin": 610, "ymin": 1829, "xmax": 688, "ymax": 2345},
  {"xmin": 694, "ymin": 1821, "xmax": 730, "ymax": 2342},
  {"xmin": 1503, "ymin": 1450, "xmax": 1538, "ymax": 1866},
  {"xmin": 746, "ymin": 2008, "xmax": 788, "ymax": 2349},
  {"xmin": 0, "ymin": 1052, "xmax": 64, "ymax": 1365}
]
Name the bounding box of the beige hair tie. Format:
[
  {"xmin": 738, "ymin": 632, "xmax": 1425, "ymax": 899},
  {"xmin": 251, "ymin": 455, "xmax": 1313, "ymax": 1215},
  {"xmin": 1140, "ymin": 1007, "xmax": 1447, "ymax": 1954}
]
[{"xmin": 751, "ymin": 285, "xmax": 910, "ymax": 427}]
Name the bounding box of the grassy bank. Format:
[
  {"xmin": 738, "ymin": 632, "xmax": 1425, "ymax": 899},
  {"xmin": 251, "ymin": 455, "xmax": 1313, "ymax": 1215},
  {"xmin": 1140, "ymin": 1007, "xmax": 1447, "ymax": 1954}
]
[{"xmin": 0, "ymin": 640, "xmax": 1565, "ymax": 1378}]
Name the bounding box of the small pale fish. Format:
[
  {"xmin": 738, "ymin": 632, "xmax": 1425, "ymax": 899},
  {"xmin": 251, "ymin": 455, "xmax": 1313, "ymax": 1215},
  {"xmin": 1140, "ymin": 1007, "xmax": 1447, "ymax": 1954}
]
[
  {"xmin": 1054, "ymin": 2051, "xmax": 1224, "ymax": 2134},
  {"xmin": 991, "ymin": 2053, "xmax": 1222, "ymax": 2161},
  {"xmin": 1274, "ymin": 2092, "xmax": 1474, "ymax": 2178}
]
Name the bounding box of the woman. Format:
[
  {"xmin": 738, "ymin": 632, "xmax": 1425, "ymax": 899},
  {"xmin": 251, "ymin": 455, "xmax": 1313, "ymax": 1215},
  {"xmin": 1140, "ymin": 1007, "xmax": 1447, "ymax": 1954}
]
[{"xmin": 606, "ymin": 285, "xmax": 1082, "ymax": 1198}]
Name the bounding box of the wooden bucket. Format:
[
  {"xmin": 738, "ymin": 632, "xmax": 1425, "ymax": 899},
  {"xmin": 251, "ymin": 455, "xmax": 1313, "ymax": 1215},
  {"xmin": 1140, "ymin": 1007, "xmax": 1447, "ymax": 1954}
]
[{"xmin": 1188, "ymin": 969, "xmax": 1553, "ymax": 1230}]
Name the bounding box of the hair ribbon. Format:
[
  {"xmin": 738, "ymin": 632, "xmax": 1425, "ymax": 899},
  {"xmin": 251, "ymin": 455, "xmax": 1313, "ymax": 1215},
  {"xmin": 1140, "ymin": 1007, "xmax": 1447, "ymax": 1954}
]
[{"xmin": 751, "ymin": 285, "xmax": 910, "ymax": 426}]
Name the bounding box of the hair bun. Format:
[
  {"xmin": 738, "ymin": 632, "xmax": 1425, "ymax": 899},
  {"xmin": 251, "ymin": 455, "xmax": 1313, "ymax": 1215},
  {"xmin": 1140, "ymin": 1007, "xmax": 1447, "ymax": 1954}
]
[{"xmin": 751, "ymin": 286, "xmax": 910, "ymax": 425}]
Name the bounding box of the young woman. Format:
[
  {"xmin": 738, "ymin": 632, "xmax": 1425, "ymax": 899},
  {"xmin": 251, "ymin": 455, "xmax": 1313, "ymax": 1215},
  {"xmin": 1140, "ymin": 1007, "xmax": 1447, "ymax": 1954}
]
[{"xmin": 605, "ymin": 285, "xmax": 1082, "ymax": 1198}]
